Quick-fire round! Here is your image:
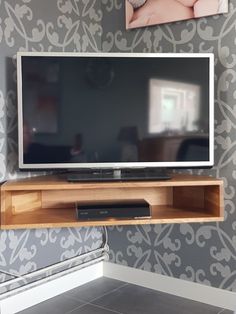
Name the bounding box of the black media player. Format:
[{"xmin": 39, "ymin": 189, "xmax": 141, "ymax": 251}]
[{"xmin": 76, "ymin": 200, "xmax": 151, "ymax": 220}]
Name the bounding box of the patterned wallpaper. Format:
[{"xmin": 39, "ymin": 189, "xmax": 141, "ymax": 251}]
[
  {"xmin": 0, "ymin": 0, "xmax": 103, "ymax": 285},
  {"xmin": 102, "ymin": 1, "xmax": 236, "ymax": 290},
  {"xmin": 0, "ymin": 0, "xmax": 236, "ymax": 292}
]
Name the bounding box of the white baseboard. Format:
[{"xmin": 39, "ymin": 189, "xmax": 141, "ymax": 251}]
[
  {"xmin": 0, "ymin": 262, "xmax": 103, "ymax": 314},
  {"xmin": 103, "ymin": 262, "xmax": 236, "ymax": 312},
  {"xmin": 1, "ymin": 261, "xmax": 235, "ymax": 313}
]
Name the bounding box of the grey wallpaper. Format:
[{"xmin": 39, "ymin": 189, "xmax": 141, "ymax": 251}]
[
  {"xmin": 102, "ymin": 1, "xmax": 236, "ymax": 291},
  {"xmin": 0, "ymin": 0, "xmax": 103, "ymax": 285},
  {"xmin": 0, "ymin": 0, "xmax": 236, "ymax": 292}
]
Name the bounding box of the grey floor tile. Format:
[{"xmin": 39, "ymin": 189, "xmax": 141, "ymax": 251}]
[
  {"xmin": 92, "ymin": 283, "xmax": 225, "ymax": 314},
  {"xmin": 220, "ymin": 310, "xmax": 234, "ymax": 314},
  {"xmin": 69, "ymin": 303, "xmax": 122, "ymax": 314},
  {"xmin": 64, "ymin": 277, "xmax": 127, "ymax": 302},
  {"xmin": 17, "ymin": 293, "xmax": 85, "ymax": 314}
]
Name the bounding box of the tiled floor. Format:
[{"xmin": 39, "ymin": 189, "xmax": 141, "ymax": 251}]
[{"xmin": 18, "ymin": 277, "xmax": 233, "ymax": 314}]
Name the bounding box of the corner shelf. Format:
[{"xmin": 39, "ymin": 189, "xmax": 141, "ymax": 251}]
[{"xmin": 0, "ymin": 174, "xmax": 224, "ymax": 229}]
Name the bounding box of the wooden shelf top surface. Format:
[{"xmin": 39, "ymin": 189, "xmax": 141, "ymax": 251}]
[{"xmin": 1, "ymin": 174, "xmax": 223, "ymax": 191}]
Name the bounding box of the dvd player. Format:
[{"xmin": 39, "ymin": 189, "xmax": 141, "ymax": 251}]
[{"xmin": 76, "ymin": 200, "xmax": 151, "ymax": 220}]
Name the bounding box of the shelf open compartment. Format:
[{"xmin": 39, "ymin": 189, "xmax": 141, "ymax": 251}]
[{"xmin": 1, "ymin": 174, "xmax": 224, "ymax": 229}]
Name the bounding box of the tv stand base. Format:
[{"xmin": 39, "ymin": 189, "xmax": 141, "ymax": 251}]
[
  {"xmin": 66, "ymin": 169, "xmax": 171, "ymax": 182},
  {"xmin": 0, "ymin": 174, "xmax": 224, "ymax": 229}
]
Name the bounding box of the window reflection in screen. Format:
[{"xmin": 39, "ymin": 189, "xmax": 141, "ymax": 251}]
[{"xmin": 149, "ymin": 79, "xmax": 201, "ymax": 134}]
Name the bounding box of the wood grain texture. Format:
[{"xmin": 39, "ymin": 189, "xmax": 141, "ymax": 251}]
[
  {"xmin": 0, "ymin": 205, "xmax": 224, "ymax": 230},
  {"xmin": 173, "ymin": 186, "xmax": 205, "ymax": 210},
  {"xmin": 1, "ymin": 174, "xmax": 223, "ymax": 191},
  {"xmin": 1, "ymin": 190, "xmax": 12, "ymax": 225},
  {"xmin": 41, "ymin": 187, "xmax": 173, "ymax": 208},
  {"xmin": 11, "ymin": 191, "xmax": 42, "ymax": 213},
  {"xmin": 204, "ymin": 184, "xmax": 224, "ymax": 218},
  {"xmin": 0, "ymin": 174, "xmax": 224, "ymax": 229}
]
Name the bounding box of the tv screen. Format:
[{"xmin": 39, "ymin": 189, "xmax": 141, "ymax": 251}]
[{"xmin": 17, "ymin": 52, "xmax": 214, "ymax": 170}]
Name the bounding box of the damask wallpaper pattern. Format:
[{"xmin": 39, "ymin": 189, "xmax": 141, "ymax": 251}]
[
  {"xmin": 0, "ymin": 0, "xmax": 236, "ymax": 292},
  {"xmin": 101, "ymin": 1, "xmax": 236, "ymax": 290},
  {"xmin": 0, "ymin": 0, "xmax": 103, "ymax": 286}
]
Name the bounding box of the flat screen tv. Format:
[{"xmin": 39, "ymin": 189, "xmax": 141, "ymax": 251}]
[{"xmin": 17, "ymin": 52, "xmax": 214, "ymax": 176}]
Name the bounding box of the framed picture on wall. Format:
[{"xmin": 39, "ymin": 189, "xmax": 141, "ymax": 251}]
[{"xmin": 126, "ymin": 0, "xmax": 228, "ymax": 29}]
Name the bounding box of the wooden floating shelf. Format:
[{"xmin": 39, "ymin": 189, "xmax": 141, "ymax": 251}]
[{"xmin": 0, "ymin": 174, "xmax": 224, "ymax": 229}]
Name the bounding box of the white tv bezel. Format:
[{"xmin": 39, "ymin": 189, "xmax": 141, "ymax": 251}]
[{"xmin": 17, "ymin": 52, "xmax": 214, "ymax": 170}]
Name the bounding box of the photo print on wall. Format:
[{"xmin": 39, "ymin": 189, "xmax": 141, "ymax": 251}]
[{"xmin": 126, "ymin": 0, "xmax": 228, "ymax": 29}]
